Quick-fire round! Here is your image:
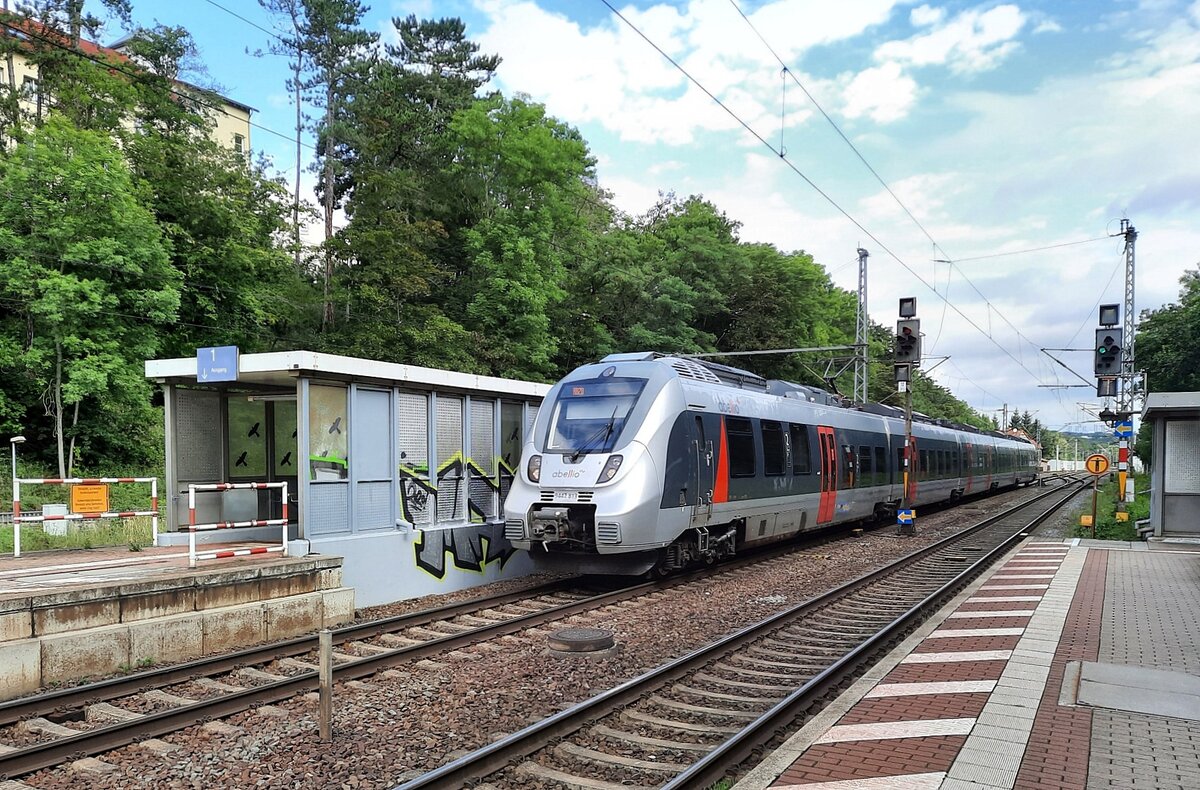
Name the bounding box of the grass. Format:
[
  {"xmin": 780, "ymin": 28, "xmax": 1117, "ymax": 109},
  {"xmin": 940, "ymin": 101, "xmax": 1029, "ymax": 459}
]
[
  {"xmin": 0, "ymin": 516, "xmax": 154, "ymax": 553},
  {"xmin": 1073, "ymin": 473, "xmax": 1149, "ymax": 541}
]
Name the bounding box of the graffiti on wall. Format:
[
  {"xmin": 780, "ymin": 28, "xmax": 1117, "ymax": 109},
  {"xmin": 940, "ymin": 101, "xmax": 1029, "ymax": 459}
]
[
  {"xmin": 413, "ymin": 522, "xmax": 517, "ymax": 580},
  {"xmin": 399, "ymin": 453, "xmax": 508, "ymax": 525}
]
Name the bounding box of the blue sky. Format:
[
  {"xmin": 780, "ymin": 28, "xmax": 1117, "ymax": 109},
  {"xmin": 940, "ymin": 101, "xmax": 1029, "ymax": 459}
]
[{"xmin": 94, "ymin": 1, "xmax": 1200, "ymax": 434}]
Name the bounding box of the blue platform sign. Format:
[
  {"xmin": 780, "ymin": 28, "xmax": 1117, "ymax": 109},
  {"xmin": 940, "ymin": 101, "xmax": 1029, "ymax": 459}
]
[
  {"xmin": 1113, "ymin": 420, "xmax": 1133, "ymax": 438},
  {"xmin": 197, "ymin": 346, "xmax": 239, "ymax": 382}
]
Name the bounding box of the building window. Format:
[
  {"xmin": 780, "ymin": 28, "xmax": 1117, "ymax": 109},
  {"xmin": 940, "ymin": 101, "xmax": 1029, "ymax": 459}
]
[
  {"xmin": 233, "ymin": 133, "xmax": 245, "ymax": 157},
  {"xmin": 21, "ymin": 75, "xmax": 37, "ymax": 100}
]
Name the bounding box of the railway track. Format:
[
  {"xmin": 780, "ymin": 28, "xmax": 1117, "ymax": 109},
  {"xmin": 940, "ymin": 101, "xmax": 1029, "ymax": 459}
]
[
  {"xmin": 397, "ymin": 476, "xmax": 1088, "ymax": 790},
  {"xmin": 0, "ymin": 477, "xmax": 1078, "ymax": 780},
  {"xmin": 0, "ymin": 516, "xmax": 876, "ymax": 778}
]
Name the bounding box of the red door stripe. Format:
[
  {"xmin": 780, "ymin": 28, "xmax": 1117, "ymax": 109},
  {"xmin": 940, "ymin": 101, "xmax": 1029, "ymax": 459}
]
[{"xmin": 713, "ymin": 416, "xmax": 730, "ymax": 504}]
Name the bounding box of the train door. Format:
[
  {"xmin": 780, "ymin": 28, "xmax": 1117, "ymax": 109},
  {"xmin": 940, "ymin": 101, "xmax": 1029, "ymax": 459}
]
[
  {"xmin": 964, "ymin": 443, "xmax": 974, "ymax": 494},
  {"xmin": 691, "ymin": 415, "xmax": 714, "ymax": 527},
  {"xmin": 817, "ymin": 426, "xmax": 837, "ymax": 523}
]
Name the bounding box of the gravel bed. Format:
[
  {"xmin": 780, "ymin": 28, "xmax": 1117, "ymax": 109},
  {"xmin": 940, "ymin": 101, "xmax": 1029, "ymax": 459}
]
[
  {"xmin": 18, "ymin": 484, "xmax": 1048, "ymax": 789},
  {"xmin": 350, "ymin": 572, "xmax": 572, "ymax": 623}
]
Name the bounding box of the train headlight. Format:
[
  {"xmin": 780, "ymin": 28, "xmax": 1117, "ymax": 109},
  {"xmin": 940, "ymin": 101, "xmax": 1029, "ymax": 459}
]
[
  {"xmin": 597, "ymin": 455, "xmax": 623, "ymax": 484},
  {"xmin": 527, "ymin": 454, "xmax": 542, "ymax": 483}
]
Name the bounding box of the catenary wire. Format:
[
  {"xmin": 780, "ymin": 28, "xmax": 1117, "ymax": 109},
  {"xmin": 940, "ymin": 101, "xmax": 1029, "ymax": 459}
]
[{"xmin": 598, "ymin": 0, "xmax": 1054, "ymax": 393}]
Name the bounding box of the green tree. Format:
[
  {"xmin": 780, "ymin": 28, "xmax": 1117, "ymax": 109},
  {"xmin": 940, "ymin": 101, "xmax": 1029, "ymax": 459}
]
[
  {"xmin": 0, "ymin": 116, "xmax": 176, "ymax": 475},
  {"xmin": 1136, "ymin": 268, "xmax": 1200, "ymax": 392},
  {"xmin": 300, "ymin": 0, "xmax": 376, "ymax": 330}
]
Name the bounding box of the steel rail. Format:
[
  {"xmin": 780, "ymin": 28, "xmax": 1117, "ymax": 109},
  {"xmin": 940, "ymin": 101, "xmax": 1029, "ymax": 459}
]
[
  {"xmin": 0, "ymin": 578, "xmax": 579, "ymax": 728},
  {"xmin": 393, "ymin": 477, "xmax": 1086, "ymax": 790},
  {"xmin": 0, "ymin": 517, "xmax": 891, "ymax": 778},
  {"xmin": 664, "ymin": 480, "xmax": 1086, "ymax": 789}
]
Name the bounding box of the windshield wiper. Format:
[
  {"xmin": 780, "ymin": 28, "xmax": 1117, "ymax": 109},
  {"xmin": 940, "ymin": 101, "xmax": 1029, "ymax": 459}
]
[{"xmin": 569, "ymin": 406, "xmax": 620, "ymax": 463}]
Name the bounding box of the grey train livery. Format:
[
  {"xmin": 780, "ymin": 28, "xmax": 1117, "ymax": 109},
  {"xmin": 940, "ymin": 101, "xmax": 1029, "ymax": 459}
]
[{"xmin": 503, "ymin": 353, "xmax": 1039, "ymax": 575}]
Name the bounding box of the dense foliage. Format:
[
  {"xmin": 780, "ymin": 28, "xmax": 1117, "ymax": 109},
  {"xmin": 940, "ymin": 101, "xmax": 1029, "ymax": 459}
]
[{"xmin": 0, "ymin": 1, "xmax": 1003, "ymax": 477}]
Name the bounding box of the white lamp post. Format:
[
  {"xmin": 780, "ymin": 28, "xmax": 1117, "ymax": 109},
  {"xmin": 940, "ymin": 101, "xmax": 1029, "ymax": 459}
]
[
  {"xmin": 9, "ymin": 435, "xmax": 25, "ymax": 557},
  {"xmin": 8, "ymin": 435, "xmax": 23, "ymax": 493}
]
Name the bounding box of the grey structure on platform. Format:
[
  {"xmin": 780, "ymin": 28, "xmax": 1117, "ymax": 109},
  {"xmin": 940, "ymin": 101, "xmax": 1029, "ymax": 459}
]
[
  {"xmin": 145, "ymin": 351, "xmax": 548, "ymax": 605},
  {"xmin": 1142, "ymin": 392, "xmax": 1200, "ymax": 538}
]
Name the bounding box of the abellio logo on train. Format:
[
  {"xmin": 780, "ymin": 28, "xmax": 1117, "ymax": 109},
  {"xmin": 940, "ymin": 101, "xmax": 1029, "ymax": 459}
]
[{"xmin": 552, "ymin": 469, "xmax": 584, "ymax": 479}]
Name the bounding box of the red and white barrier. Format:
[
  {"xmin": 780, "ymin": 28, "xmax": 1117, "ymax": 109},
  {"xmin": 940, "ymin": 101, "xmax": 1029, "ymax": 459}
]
[
  {"xmin": 12, "ymin": 477, "xmax": 159, "ymax": 558},
  {"xmin": 186, "ymin": 482, "xmax": 289, "ymax": 568}
]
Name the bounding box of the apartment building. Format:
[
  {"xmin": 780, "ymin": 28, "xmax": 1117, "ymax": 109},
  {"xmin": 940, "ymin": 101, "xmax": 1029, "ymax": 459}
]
[{"xmin": 0, "ymin": 18, "xmax": 253, "ymax": 153}]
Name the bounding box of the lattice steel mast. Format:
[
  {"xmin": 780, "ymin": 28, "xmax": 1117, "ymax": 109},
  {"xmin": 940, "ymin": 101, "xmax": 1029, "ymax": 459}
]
[{"xmin": 854, "ymin": 247, "xmax": 869, "ymax": 404}]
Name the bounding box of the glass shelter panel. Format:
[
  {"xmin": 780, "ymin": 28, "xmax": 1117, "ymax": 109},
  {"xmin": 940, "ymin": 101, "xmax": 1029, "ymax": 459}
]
[
  {"xmin": 500, "ymin": 402, "xmax": 523, "ymax": 508},
  {"xmin": 397, "ymin": 392, "xmax": 431, "ymax": 526},
  {"xmin": 227, "ymin": 399, "xmax": 267, "ymax": 478},
  {"xmin": 309, "ymin": 385, "xmax": 349, "ymax": 481},
  {"xmin": 436, "ymin": 396, "xmax": 465, "ymax": 524},
  {"xmin": 469, "ymin": 398, "xmax": 496, "ymax": 520}
]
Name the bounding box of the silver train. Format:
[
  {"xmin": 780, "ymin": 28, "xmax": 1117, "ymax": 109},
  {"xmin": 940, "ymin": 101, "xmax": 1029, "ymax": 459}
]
[{"xmin": 504, "ymin": 353, "xmax": 1039, "ymax": 575}]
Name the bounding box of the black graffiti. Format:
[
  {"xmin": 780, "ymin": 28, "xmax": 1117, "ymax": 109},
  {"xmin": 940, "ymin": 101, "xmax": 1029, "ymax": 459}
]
[{"xmin": 414, "ymin": 524, "xmax": 517, "ymax": 580}]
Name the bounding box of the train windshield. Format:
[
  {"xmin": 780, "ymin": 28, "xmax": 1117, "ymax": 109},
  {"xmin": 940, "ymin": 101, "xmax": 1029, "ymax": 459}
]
[{"xmin": 546, "ymin": 377, "xmax": 646, "ymax": 455}]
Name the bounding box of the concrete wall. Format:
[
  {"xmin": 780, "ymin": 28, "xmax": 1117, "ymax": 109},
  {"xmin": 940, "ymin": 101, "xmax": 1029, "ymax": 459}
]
[{"xmin": 312, "ymin": 524, "xmax": 535, "ymax": 607}]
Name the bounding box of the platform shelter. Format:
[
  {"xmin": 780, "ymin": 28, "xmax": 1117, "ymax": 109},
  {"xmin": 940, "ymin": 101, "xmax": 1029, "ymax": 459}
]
[
  {"xmin": 145, "ymin": 351, "xmax": 548, "ymax": 605},
  {"xmin": 1142, "ymin": 391, "xmax": 1200, "ymax": 538}
]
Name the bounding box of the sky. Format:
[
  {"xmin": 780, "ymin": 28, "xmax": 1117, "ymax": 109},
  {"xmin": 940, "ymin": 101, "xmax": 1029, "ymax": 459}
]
[{"xmin": 90, "ymin": 0, "xmax": 1200, "ymax": 435}]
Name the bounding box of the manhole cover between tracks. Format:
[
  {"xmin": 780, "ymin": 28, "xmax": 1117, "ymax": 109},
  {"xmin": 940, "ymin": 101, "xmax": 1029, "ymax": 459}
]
[{"xmin": 548, "ymin": 627, "xmax": 615, "ymax": 653}]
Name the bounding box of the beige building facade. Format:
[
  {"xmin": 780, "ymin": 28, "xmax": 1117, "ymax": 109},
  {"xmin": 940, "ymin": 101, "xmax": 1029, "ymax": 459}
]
[{"xmin": 0, "ymin": 22, "xmax": 252, "ymax": 153}]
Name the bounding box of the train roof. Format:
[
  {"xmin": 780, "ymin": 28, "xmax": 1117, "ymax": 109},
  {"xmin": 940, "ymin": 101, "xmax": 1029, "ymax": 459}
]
[{"xmin": 598, "ymin": 352, "xmax": 1036, "ymax": 447}]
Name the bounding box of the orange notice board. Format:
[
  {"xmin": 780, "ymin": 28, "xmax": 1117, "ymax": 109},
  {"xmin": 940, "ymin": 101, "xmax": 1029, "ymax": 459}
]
[{"xmin": 70, "ymin": 484, "xmax": 110, "ymax": 513}]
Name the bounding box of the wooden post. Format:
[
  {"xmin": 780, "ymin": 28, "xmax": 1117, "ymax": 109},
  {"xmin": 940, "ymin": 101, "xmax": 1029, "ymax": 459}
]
[
  {"xmin": 319, "ymin": 628, "xmax": 332, "ymax": 742},
  {"xmin": 1090, "ymin": 477, "xmax": 1099, "ymax": 540}
]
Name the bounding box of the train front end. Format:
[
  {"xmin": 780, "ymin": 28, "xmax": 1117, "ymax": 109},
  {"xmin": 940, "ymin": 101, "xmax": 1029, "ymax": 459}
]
[{"xmin": 503, "ymin": 356, "xmax": 677, "ymax": 575}]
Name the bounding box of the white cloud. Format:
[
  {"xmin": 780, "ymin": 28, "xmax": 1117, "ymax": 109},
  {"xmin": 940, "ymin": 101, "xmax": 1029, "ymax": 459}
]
[
  {"xmin": 474, "ymin": 0, "xmax": 904, "ymax": 144},
  {"xmin": 841, "ymin": 61, "xmax": 918, "ymax": 122},
  {"xmin": 876, "ymin": 4, "xmax": 1026, "ymax": 74},
  {"xmin": 910, "ymin": 5, "xmax": 945, "ymax": 27}
]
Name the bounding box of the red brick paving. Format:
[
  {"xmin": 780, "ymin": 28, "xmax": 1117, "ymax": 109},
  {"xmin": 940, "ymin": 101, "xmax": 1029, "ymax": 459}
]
[
  {"xmin": 839, "ymin": 692, "xmax": 991, "ymax": 724},
  {"xmin": 957, "ymin": 600, "xmax": 1039, "ymax": 611},
  {"xmin": 772, "ymin": 736, "xmax": 968, "ymax": 785},
  {"xmin": 1013, "ymin": 549, "xmax": 1106, "ymax": 790},
  {"xmin": 883, "ymin": 659, "xmax": 1008, "ymax": 683},
  {"xmin": 913, "ymin": 635, "xmax": 1022, "ymax": 652},
  {"xmin": 942, "ymin": 615, "xmax": 1033, "ymax": 629}
]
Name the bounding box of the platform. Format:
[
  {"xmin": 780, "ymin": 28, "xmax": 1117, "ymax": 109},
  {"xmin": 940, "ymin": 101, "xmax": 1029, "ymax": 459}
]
[
  {"xmin": 738, "ymin": 538, "xmax": 1200, "ymax": 790},
  {"xmin": 0, "ymin": 546, "xmax": 355, "ymax": 700}
]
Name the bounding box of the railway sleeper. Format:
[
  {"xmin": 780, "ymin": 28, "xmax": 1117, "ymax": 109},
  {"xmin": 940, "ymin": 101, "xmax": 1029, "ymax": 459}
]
[
  {"xmin": 516, "ymin": 760, "xmax": 656, "ymax": 790},
  {"xmin": 555, "ymin": 741, "xmax": 688, "ymax": 775},
  {"xmin": 620, "ymin": 708, "xmax": 741, "ymax": 735},
  {"xmin": 648, "ymin": 694, "xmax": 760, "ymax": 720},
  {"xmin": 690, "ymin": 671, "xmax": 793, "ymax": 693},
  {"xmin": 712, "ymin": 662, "xmax": 809, "ymax": 681},
  {"xmin": 674, "ymin": 683, "xmax": 782, "ymax": 705},
  {"xmin": 590, "ymin": 724, "xmax": 713, "ymax": 754}
]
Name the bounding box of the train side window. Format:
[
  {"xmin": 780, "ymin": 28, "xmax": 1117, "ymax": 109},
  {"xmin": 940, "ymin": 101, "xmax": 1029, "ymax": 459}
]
[
  {"xmin": 874, "ymin": 447, "xmax": 886, "ymax": 486},
  {"xmin": 842, "ymin": 445, "xmax": 856, "ymax": 487},
  {"xmin": 939, "ymin": 450, "xmax": 947, "ymax": 478},
  {"xmin": 762, "ymin": 421, "xmax": 786, "ymax": 476},
  {"xmin": 952, "ymin": 451, "xmax": 959, "ymax": 474},
  {"xmin": 790, "ymin": 424, "xmax": 811, "ymax": 474},
  {"xmin": 858, "ymin": 446, "xmax": 872, "ymax": 486},
  {"xmin": 727, "ymin": 417, "xmax": 756, "ymax": 477}
]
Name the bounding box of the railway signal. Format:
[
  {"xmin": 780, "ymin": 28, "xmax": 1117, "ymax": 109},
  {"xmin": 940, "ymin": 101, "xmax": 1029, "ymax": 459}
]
[
  {"xmin": 895, "ymin": 319, "xmax": 921, "ymax": 364},
  {"xmin": 1094, "ymin": 328, "xmax": 1122, "ymax": 375}
]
